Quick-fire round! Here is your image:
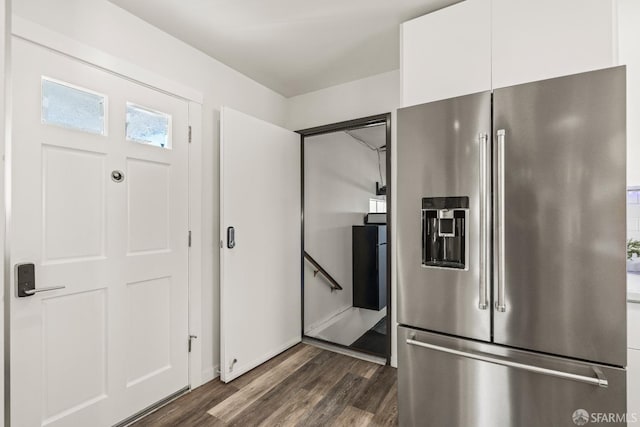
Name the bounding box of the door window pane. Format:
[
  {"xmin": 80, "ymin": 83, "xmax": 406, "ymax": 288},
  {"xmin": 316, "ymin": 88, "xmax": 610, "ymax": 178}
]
[
  {"xmin": 126, "ymin": 103, "xmax": 171, "ymax": 149},
  {"xmin": 41, "ymin": 78, "xmax": 106, "ymax": 135}
]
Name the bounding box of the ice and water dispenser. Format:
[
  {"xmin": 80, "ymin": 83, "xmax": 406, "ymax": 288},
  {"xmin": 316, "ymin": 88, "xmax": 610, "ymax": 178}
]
[{"xmin": 422, "ymin": 197, "xmax": 469, "ymax": 270}]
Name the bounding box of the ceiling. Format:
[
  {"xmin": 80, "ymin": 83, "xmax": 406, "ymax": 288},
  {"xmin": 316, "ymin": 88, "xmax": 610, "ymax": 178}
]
[
  {"xmin": 306, "ymin": 124, "xmax": 386, "ymax": 149},
  {"xmin": 346, "ymin": 125, "xmax": 387, "ymax": 150},
  {"xmin": 108, "ymin": 0, "xmax": 458, "ymax": 97}
]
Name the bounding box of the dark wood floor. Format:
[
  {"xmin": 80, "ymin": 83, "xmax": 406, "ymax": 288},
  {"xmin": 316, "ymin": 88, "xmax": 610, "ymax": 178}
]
[{"xmin": 132, "ymin": 344, "xmax": 398, "ymax": 426}]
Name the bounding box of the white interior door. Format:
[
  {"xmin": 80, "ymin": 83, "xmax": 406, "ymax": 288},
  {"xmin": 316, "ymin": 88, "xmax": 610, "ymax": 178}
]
[
  {"xmin": 11, "ymin": 38, "xmax": 190, "ymax": 426},
  {"xmin": 220, "ymin": 107, "xmax": 301, "ymax": 383}
]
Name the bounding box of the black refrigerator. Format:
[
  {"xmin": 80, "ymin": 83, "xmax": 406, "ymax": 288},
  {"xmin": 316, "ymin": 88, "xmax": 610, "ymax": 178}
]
[{"xmin": 352, "ymin": 224, "xmax": 386, "ymax": 311}]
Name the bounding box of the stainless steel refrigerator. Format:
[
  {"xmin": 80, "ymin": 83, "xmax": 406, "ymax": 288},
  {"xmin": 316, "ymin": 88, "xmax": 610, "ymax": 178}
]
[{"xmin": 397, "ymin": 67, "xmax": 627, "ymax": 426}]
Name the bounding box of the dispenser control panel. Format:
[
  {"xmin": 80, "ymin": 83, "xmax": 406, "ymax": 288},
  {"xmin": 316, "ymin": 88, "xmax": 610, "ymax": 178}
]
[{"xmin": 422, "ymin": 197, "xmax": 469, "ymax": 270}]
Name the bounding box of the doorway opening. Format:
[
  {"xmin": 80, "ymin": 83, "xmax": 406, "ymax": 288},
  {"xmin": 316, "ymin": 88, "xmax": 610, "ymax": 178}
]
[{"xmin": 298, "ymin": 114, "xmax": 392, "ymax": 363}]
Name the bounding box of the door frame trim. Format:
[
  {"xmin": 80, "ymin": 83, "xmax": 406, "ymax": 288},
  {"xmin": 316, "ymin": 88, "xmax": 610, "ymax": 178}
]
[
  {"xmin": 2, "ymin": 0, "xmax": 10, "ymax": 425},
  {"xmin": 11, "ymin": 16, "xmax": 203, "ymax": 104},
  {"xmin": 297, "ymin": 112, "xmax": 393, "ymax": 365},
  {"xmin": 4, "ymin": 23, "xmax": 205, "ymax": 427}
]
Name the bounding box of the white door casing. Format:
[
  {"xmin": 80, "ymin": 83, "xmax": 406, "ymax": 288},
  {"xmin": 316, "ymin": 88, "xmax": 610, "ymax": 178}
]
[
  {"xmin": 0, "ymin": 0, "xmax": 7, "ymax": 423},
  {"xmin": 220, "ymin": 106, "xmax": 301, "ymax": 383},
  {"xmin": 11, "ymin": 38, "xmax": 190, "ymax": 426}
]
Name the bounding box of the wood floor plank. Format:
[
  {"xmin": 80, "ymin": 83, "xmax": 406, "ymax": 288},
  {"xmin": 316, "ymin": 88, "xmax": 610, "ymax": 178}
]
[
  {"xmin": 149, "ymin": 410, "xmax": 228, "ymax": 427},
  {"xmin": 296, "ymin": 372, "xmax": 367, "ymax": 427},
  {"xmin": 257, "ymin": 389, "xmax": 324, "ymax": 427},
  {"xmin": 229, "ymin": 343, "xmax": 305, "ymax": 389},
  {"xmin": 208, "ymin": 344, "xmax": 321, "ymax": 422},
  {"xmin": 251, "ymin": 351, "xmax": 338, "ymax": 426},
  {"xmin": 302, "ymin": 352, "xmax": 363, "ymax": 395},
  {"xmin": 298, "ymin": 350, "xmax": 342, "ymax": 389},
  {"xmin": 333, "ymin": 405, "xmax": 375, "ymax": 426},
  {"xmin": 370, "ymin": 381, "xmax": 398, "ymax": 427},
  {"xmin": 227, "ymin": 358, "xmax": 321, "ymax": 426},
  {"xmin": 305, "ymin": 346, "xmax": 340, "ymax": 368},
  {"xmin": 132, "ymin": 381, "xmax": 238, "ymax": 427},
  {"xmin": 348, "ymin": 357, "xmax": 380, "ymax": 379},
  {"xmin": 352, "ymin": 365, "xmax": 397, "ymax": 414},
  {"xmin": 185, "ymin": 413, "xmax": 228, "ymax": 427},
  {"xmin": 132, "ymin": 345, "xmax": 398, "ymax": 427}
]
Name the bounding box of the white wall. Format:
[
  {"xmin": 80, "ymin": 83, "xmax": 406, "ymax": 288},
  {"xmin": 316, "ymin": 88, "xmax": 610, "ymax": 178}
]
[
  {"xmin": 287, "ymin": 70, "xmax": 400, "ymax": 366},
  {"xmin": 304, "ymin": 131, "xmax": 385, "ymax": 332},
  {"xmin": 287, "ymin": 70, "xmax": 399, "ymax": 132},
  {"xmin": 618, "ymin": 0, "xmax": 640, "ymax": 187},
  {"xmin": 12, "ymin": 0, "xmax": 288, "ymax": 384}
]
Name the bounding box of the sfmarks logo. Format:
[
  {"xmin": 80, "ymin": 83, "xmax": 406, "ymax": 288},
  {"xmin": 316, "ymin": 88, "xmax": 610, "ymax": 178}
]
[{"xmin": 573, "ymin": 409, "xmax": 590, "ymax": 426}]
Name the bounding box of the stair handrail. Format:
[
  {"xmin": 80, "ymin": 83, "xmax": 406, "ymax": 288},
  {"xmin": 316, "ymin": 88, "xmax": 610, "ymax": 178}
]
[{"xmin": 303, "ymin": 252, "xmax": 343, "ymax": 291}]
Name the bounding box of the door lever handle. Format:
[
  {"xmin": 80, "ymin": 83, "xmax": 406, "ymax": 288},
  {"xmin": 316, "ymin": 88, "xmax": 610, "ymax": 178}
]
[
  {"xmin": 15, "ymin": 263, "xmax": 66, "ymax": 297},
  {"xmin": 23, "ymin": 285, "xmax": 66, "ymax": 296}
]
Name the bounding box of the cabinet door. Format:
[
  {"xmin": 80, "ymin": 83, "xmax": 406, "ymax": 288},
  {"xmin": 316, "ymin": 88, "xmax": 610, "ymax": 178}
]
[
  {"xmin": 618, "ymin": 0, "xmax": 640, "ymax": 187},
  {"xmin": 492, "ymin": 0, "xmax": 617, "ymax": 89},
  {"xmin": 629, "ymin": 303, "xmax": 640, "ymax": 350},
  {"xmin": 400, "ymin": 0, "xmax": 491, "ymax": 107},
  {"xmin": 630, "ymin": 349, "xmax": 640, "ymax": 414}
]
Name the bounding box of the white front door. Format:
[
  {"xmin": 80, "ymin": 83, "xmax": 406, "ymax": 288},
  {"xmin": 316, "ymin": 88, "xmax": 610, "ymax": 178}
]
[
  {"xmin": 11, "ymin": 38, "xmax": 190, "ymax": 426},
  {"xmin": 219, "ymin": 107, "xmax": 301, "ymax": 382}
]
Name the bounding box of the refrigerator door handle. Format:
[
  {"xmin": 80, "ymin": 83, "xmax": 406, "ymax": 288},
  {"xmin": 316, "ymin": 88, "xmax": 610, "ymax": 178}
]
[
  {"xmin": 479, "ymin": 132, "xmax": 490, "ymax": 310},
  {"xmin": 495, "ymin": 129, "xmax": 506, "ymax": 312},
  {"xmin": 406, "ymin": 336, "xmax": 608, "ymax": 388}
]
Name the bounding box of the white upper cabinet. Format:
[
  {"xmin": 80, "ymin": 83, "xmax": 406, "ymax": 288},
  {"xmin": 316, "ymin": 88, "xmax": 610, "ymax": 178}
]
[
  {"xmin": 401, "ymin": 0, "xmax": 491, "ymax": 107},
  {"xmin": 491, "ymin": 0, "xmax": 617, "ymax": 89},
  {"xmin": 618, "ymin": 0, "xmax": 640, "ymax": 186},
  {"xmin": 401, "ymin": 0, "xmax": 617, "ymax": 106}
]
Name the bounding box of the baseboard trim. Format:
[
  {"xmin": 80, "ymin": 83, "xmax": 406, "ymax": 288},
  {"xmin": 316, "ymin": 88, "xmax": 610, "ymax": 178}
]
[
  {"xmin": 221, "ymin": 336, "xmax": 301, "ymax": 383},
  {"xmin": 114, "ymin": 386, "xmax": 189, "ymax": 427},
  {"xmin": 303, "ymin": 337, "xmax": 386, "ymax": 365},
  {"xmin": 304, "ymin": 304, "xmax": 352, "ymax": 335},
  {"xmin": 201, "ymin": 365, "xmax": 219, "ymax": 385}
]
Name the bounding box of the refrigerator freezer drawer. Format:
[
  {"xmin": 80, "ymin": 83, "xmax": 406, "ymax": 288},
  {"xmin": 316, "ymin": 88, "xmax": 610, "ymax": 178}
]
[{"xmin": 398, "ymin": 326, "xmax": 627, "ymax": 427}]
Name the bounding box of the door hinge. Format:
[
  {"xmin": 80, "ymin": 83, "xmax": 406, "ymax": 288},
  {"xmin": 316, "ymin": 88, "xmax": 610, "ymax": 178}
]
[
  {"xmin": 188, "ymin": 230, "xmax": 192, "ymax": 247},
  {"xmin": 188, "ymin": 334, "xmax": 197, "ymax": 353},
  {"xmin": 188, "ymin": 125, "xmax": 192, "ymax": 143}
]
